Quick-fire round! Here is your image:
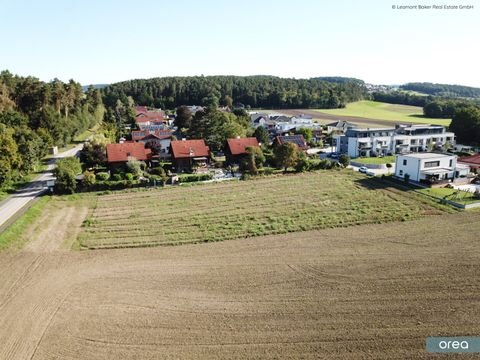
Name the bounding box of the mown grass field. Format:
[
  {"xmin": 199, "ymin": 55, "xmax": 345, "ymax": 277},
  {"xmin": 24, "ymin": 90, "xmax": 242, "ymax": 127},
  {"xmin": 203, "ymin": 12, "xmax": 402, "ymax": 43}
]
[
  {"xmin": 317, "ymin": 101, "xmax": 451, "ymax": 126},
  {"xmin": 78, "ymin": 170, "xmax": 449, "ymax": 249},
  {"xmin": 354, "ymin": 156, "xmax": 396, "ymax": 164}
]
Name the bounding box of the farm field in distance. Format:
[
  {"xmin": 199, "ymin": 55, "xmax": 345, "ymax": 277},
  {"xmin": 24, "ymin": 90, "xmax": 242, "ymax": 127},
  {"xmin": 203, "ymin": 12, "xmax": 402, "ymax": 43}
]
[
  {"xmin": 277, "ymin": 101, "xmax": 451, "ymax": 128},
  {"xmin": 79, "ymin": 171, "xmax": 449, "ymax": 249},
  {"xmin": 317, "ymin": 100, "xmax": 451, "ymax": 125}
]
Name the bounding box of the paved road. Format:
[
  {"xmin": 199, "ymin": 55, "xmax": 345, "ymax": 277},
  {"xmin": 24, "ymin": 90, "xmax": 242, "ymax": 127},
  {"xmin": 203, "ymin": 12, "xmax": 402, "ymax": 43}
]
[{"xmin": 0, "ymin": 144, "xmax": 84, "ymax": 231}]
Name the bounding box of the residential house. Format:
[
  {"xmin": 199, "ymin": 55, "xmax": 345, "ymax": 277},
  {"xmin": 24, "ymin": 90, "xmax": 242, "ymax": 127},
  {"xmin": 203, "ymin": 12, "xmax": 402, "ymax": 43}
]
[
  {"xmin": 326, "ymin": 120, "xmax": 357, "ymax": 134},
  {"xmin": 135, "ymin": 106, "xmax": 148, "ymax": 116},
  {"xmin": 225, "ymin": 137, "xmax": 260, "ymax": 163},
  {"xmin": 135, "ymin": 106, "xmax": 168, "ymax": 129},
  {"xmin": 186, "ymin": 105, "xmax": 204, "ymax": 114},
  {"xmin": 251, "ymin": 113, "xmax": 269, "ymax": 128},
  {"xmin": 273, "ymin": 135, "xmax": 308, "ymax": 151},
  {"xmin": 131, "ymin": 130, "xmax": 174, "ymax": 159},
  {"xmin": 106, "ymin": 142, "xmax": 152, "ymax": 170},
  {"xmin": 394, "ymin": 153, "xmax": 457, "ymax": 184},
  {"xmin": 290, "ymin": 115, "xmax": 313, "ymax": 125},
  {"xmin": 458, "ymin": 153, "xmax": 480, "ymax": 173},
  {"xmin": 170, "ymin": 139, "xmax": 210, "ymax": 173},
  {"xmin": 335, "ymin": 124, "xmax": 456, "ymax": 158},
  {"xmin": 271, "ymin": 115, "xmax": 291, "ymax": 123}
]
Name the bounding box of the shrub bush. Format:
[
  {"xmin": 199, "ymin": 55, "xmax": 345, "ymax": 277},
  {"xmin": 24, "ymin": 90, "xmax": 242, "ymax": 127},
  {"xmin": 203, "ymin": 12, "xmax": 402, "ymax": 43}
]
[
  {"xmin": 177, "ymin": 173, "xmax": 213, "ymax": 183},
  {"xmin": 96, "ymin": 172, "xmax": 110, "ymax": 181}
]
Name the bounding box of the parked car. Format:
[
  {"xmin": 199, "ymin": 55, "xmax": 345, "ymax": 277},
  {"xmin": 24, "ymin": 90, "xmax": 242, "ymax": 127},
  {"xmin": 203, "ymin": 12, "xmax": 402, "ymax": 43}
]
[
  {"xmin": 366, "ymin": 170, "xmax": 375, "ymax": 176},
  {"xmin": 358, "ymin": 166, "xmax": 368, "ymax": 173},
  {"xmin": 329, "ymin": 152, "xmax": 340, "ymax": 159}
]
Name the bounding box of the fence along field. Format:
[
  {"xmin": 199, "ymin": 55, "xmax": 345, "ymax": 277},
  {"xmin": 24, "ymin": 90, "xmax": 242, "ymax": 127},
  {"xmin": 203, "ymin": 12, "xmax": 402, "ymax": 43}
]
[{"xmin": 78, "ymin": 171, "xmax": 449, "ymax": 249}]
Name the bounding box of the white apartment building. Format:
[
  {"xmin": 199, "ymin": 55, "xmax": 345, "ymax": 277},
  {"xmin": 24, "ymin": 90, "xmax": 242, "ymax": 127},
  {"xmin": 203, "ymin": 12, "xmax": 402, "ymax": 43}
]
[{"xmin": 334, "ymin": 124, "xmax": 455, "ymax": 158}]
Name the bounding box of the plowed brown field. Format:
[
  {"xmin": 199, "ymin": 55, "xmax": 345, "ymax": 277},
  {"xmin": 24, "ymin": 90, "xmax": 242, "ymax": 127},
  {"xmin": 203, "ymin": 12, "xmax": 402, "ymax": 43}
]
[{"xmin": 1, "ymin": 204, "xmax": 479, "ymax": 359}]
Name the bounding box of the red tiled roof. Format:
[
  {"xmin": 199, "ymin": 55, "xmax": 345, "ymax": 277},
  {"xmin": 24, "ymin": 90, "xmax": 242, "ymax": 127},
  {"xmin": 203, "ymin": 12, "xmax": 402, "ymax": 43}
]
[
  {"xmin": 275, "ymin": 135, "xmax": 308, "ymax": 150},
  {"xmin": 459, "ymin": 153, "xmax": 480, "ymax": 166},
  {"xmin": 131, "ymin": 130, "xmax": 148, "ymax": 141},
  {"xmin": 226, "ymin": 137, "xmax": 260, "ymax": 156},
  {"xmin": 135, "ymin": 106, "xmax": 148, "ymax": 115},
  {"xmin": 136, "ymin": 110, "xmax": 165, "ymax": 120},
  {"xmin": 132, "ymin": 130, "xmax": 173, "ymax": 141},
  {"xmin": 171, "ymin": 139, "xmax": 209, "ymax": 159},
  {"xmin": 106, "ymin": 142, "xmax": 151, "ymax": 163}
]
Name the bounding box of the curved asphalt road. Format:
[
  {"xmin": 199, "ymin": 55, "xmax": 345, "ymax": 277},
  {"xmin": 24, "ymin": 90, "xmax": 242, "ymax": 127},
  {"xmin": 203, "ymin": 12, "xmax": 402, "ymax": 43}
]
[{"xmin": 0, "ymin": 143, "xmax": 84, "ymax": 232}]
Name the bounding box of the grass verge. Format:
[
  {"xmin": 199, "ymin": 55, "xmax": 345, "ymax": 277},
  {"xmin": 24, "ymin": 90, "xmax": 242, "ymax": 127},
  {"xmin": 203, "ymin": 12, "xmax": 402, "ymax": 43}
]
[{"xmin": 0, "ymin": 196, "xmax": 51, "ymax": 251}]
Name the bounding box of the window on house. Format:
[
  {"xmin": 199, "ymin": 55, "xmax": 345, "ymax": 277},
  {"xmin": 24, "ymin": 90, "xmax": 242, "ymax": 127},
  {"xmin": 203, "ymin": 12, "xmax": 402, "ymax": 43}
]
[
  {"xmin": 449, "ymin": 159, "xmax": 453, "ymax": 167},
  {"xmin": 403, "ymin": 159, "xmax": 407, "ymax": 166},
  {"xmin": 399, "ymin": 170, "xmax": 403, "ymax": 176},
  {"xmin": 424, "ymin": 161, "xmax": 440, "ymax": 168}
]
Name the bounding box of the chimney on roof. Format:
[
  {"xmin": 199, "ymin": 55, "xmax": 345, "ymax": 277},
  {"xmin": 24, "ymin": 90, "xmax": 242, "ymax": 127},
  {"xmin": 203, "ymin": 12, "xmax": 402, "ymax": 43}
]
[
  {"xmin": 236, "ymin": 136, "xmax": 241, "ymax": 139},
  {"xmin": 182, "ymin": 138, "xmax": 186, "ymax": 141}
]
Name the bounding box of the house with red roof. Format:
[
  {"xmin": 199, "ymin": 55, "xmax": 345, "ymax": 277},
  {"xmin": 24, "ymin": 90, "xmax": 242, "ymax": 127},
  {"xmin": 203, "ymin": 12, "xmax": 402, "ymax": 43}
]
[
  {"xmin": 225, "ymin": 137, "xmax": 260, "ymax": 163},
  {"xmin": 131, "ymin": 130, "xmax": 174, "ymax": 159},
  {"xmin": 106, "ymin": 142, "xmax": 152, "ymax": 170},
  {"xmin": 135, "ymin": 106, "xmax": 148, "ymax": 115},
  {"xmin": 170, "ymin": 139, "xmax": 210, "ymax": 172},
  {"xmin": 134, "ymin": 106, "xmax": 168, "ymax": 129},
  {"xmin": 273, "ymin": 135, "xmax": 308, "ymax": 151},
  {"xmin": 458, "ymin": 153, "xmax": 480, "ymax": 173}
]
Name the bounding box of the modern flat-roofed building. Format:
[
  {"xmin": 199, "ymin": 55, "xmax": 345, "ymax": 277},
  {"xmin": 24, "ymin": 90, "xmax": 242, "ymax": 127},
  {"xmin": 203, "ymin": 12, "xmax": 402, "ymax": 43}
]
[
  {"xmin": 394, "ymin": 153, "xmax": 456, "ymax": 183},
  {"xmin": 334, "ymin": 124, "xmax": 455, "ymax": 158}
]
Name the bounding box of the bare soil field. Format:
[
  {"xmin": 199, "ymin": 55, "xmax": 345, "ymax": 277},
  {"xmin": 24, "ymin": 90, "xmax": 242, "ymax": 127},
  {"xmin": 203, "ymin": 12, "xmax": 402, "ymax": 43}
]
[{"xmin": 0, "ymin": 204, "xmax": 479, "ymax": 359}]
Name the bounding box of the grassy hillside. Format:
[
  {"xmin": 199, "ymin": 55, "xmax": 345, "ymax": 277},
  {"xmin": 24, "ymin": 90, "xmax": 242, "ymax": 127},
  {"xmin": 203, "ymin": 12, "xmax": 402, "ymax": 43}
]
[{"xmin": 317, "ymin": 101, "xmax": 451, "ymax": 126}]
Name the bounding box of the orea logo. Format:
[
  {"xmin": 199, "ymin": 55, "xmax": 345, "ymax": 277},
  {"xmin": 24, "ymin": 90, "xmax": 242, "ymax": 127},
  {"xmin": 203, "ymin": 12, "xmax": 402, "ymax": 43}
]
[{"xmin": 439, "ymin": 340, "xmax": 469, "ymax": 350}]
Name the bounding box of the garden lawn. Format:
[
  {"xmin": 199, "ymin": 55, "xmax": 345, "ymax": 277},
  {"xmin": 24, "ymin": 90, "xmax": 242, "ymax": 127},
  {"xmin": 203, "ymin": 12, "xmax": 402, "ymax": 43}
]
[
  {"xmin": 354, "ymin": 156, "xmax": 396, "ymax": 165},
  {"xmin": 418, "ymin": 187, "xmax": 479, "ymax": 205},
  {"xmin": 78, "ymin": 170, "xmax": 448, "ymax": 249}
]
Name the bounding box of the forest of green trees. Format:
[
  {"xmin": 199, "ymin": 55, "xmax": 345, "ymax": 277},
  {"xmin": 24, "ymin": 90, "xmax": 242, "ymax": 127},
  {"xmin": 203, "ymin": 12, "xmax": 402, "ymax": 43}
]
[
  {"xmin": 0, "ymin": 70, "xmax": 105, "ymax": 186},
  {"xmin": 401, "ymin": 82, "xmax": 480, "ymax": 98},
  {"xmin": 102, "ymin": 75, "xmax": 368, "ymax": 110}
]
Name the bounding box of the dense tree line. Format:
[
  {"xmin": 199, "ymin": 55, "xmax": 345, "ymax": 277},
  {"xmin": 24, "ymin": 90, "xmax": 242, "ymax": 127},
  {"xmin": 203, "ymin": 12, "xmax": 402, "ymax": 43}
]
[
  {"xmin": 401, "ymin": 82, "xmax": 480, "ymax": 98},
  {"xmin": 0, "ymin": 70, "xmax": 105, "ymax": 186},
  {"xmin": 450, "ymin": 105, "xmax": 480, "ymax": 145},
  {"xmin": 102, "ymin": 75, "xmax": 368, "ymax": 110},
  {"xmin": 423, "ymin": 99, "xmax": 472, "ymax": 118},
  {"xmin": 371, "ymin": 91, "xmax": 430, "ymax": 107}
]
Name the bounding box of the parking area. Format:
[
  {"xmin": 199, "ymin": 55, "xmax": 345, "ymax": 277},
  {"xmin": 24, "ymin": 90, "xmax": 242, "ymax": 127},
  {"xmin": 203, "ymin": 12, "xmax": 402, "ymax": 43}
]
[{"xmin": 348, "ymin": 164, "xmax": 395, "ymax": 176}]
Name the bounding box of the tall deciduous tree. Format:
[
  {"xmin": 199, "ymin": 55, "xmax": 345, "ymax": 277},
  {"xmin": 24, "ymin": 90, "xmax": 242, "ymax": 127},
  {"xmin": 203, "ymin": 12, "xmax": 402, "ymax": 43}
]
[
  {"xmin": 53, "ymin": 157, "xmax": 82, "ymax": 194},
  {"xmin": 274, "ymin": 142, "xmax": 299, "ymax": 172},
  {"xmin": 175, "ymin": 105, "xmax": 193, "ymax": 129},
  {"xmin": 0, "ymin": 124, "xmax": 22, "ymax": 184},
  {"xmin": 449, "ymin": 106, "xmax": 480, "ymax": 145}
]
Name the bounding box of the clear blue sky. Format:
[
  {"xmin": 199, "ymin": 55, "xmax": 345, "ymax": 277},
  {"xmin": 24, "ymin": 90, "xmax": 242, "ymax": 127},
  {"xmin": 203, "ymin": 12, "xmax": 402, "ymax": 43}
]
[{"xmin": 1, "ymin": 0, "xmax": 479, "ymax": 86}]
